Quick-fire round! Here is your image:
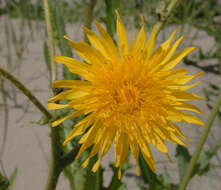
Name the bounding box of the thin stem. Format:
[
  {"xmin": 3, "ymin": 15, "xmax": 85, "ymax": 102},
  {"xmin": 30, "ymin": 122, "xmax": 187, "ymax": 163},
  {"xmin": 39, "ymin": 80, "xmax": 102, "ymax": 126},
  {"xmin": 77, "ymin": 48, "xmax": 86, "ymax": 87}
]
[
  {"xmin": 179, "ymin": 90, "xmax": 221, "ymax": 190},
  {"xmin": 42, "ymin": 1, "xmax": 81, "ymax": 189},
  {"xmin": 84, "ymin": 0, "xmax": 97, "ymax": 42},
  {"xmin": 156, "ymin": 0, "xmax": 181, "ymax": 36},
  {"xmin": 45, "ymin": 127, "xmax": 62, "ymax": 190},
  {"xmin": 43, "ymin": 0, "xmax": 57, "ymax": 81},
  {"xmin": 43, "ymin": 0, "xmax": 62, "ymax": 189},
  {"xmin": 104, "ymin": 0, "xmax": 119, "ymax": 38},
  {"xmin": 45, "ymin": 131, "xmax": 81, "ymax": 190},
  {"xmin": 0, "ymin": 77, "xmax": 9, "ymax": 160},
  {"xmin": 0, "ymin": 67, "xmax": 52, "ymax": 120}
]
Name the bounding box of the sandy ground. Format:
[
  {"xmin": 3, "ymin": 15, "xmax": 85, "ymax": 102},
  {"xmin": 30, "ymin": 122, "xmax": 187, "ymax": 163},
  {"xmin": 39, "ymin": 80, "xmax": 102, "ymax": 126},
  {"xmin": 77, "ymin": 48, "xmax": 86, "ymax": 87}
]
[{"xmin": 0, "ymin": 17, "xmax": 221, "ymax": 190}]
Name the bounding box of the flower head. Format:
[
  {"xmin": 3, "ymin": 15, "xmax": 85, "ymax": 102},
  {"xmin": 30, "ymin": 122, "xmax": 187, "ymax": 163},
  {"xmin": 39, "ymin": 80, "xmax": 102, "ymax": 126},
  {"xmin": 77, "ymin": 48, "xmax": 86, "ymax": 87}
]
[{"xmin": 48, "ymin": 11, "xmax": 204, "ymax": 178}]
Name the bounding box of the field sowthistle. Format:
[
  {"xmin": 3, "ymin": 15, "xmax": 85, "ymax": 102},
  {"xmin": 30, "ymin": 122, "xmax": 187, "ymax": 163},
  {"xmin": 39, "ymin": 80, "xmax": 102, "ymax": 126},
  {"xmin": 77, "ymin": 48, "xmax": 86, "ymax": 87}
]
[{"xmin": 0, "ymin": 0, "xmax": 221, "ymax": 190}]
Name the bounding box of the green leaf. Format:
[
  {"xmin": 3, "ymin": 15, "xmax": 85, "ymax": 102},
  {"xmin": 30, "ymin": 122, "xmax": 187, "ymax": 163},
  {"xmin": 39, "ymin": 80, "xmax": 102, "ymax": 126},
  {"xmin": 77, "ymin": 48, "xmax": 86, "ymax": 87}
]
[
  {"xmin": 59, "ymin": 117, "xmax": 81, "ymax": 190},
  {"xmin": 6, "ymin": 168, "xmax": 18, "ymax": 190},
  {"xmin": 197, "ymin": 151, "xmax": 211, "ymax": 175},
  {"xmin": 135, "ymin": 178, "xmax": 147, "ymax": 190},
  {"xmin": 69, "ymin": 151, "xmax": 103, "ymax": 190},
  {"xmin": 175, "ymin": 145, "xmax": 201, "ymax": 181},
  {"xmin": 104, "ymin": 0, "xmax": 119, "ymax": 38},
  {"xmin": 37, "ymin": 115, "xmax": 50, "ymax": 125},
  {"xmin": 107, "ymin": 154, "xmax": 131, "ymax": 190},
  {"xmin": 175, "ymin": 145, "xmax": 191, "ymax": 181},
  {"xmin": 117, "ymin": 183, "xmax": 128, "ymax": 190},
  {"xmin": 203, "ymin": 88, "xmax": 217, "ymax": 101},
  {"xmin": 197, "ymin": 139, "xmax": 221, "ymax": 175},
  {"xmin": 52, "ymin": 0, "xmax": 79, "ymax": 80},
  {"xmin": 107, "ymin": 165, "xmax": 125, "ymax": 190},
  {"xmin": 0, "ymin": 173, "xmax": 9, "ymax": 190},
  {"xmin": 63, "ymin": 166, "xmax": 75, "ymax": 190},
  {"xmin": 139, "ymin": 153, "xmax": 161, "ymax": 189},
  {"xmin": 136, "ymin": 158, "xmax": 174, "ymax": 190},
  {"xmin": 43, "ymin": 41, "xmax": 51, "ymax": 71}
]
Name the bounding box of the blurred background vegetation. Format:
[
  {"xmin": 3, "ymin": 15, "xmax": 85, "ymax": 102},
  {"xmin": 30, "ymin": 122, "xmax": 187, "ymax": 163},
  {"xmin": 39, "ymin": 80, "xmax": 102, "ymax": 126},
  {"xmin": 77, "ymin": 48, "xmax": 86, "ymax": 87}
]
[{"xmin": 0, "ymin": 0, "xmax": 221, "ymax": 190}]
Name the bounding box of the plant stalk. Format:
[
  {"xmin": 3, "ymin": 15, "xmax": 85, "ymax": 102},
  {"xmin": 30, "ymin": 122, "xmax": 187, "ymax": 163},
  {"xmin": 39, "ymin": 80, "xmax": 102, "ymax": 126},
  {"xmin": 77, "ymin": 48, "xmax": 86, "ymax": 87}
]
[
  {"xmin": 0, "ymin": 77, "xmax": 9, "ymax": 160},
  {"xmin": 43, "ymin": 0, "xmax": 57, "ymax": 82},
  {"xmin": 42, "ymin": 0, "xmax": 82, "ymax": 189},
  {"xmin": 45, "ymin": 127, "xmax": 62, "ymax": 190},
  {"xmin": 179, "ymin": 90, "xmax": 221, "ymax": 190},
  {"xmin": 42, "ymin": 0, "xmax": 64, "ymax": 189},
  {"xmin": 156, "ymin": 0, "xmax": 181, "ymax": 36},
  {"xmin": 84, "ymin": 0, "xmax": 97, "ymax": 42},
  {"xmin": 0, "ymin": 67, "xmax": 52, "ymax": 119}
]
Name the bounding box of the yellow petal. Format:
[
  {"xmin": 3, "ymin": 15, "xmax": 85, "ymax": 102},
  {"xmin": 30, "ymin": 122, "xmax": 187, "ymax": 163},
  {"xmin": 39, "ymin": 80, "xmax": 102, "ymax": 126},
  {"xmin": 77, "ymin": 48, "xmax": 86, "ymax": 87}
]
[
  {"xmin": 160, "ymin": 29, "xmax": 177, "ymax": 50},
  {"xmin": 135, "ymin": 23, "xmax": 146, "ymax": 53},
  {"xmin": 92, "ymin": 158, "xmax": 101, "ymax": 172},
  {"xmin": 94, "ymin": 21, "xmax": 119, "ymax": 57},
  {"xmin": 88, "ymin": 142, "xmax": 101, "ymax": 158},
  {"xmin": 134, "ymin": 125, "xmax": 156, "ymax": 171},
  {"xmin": 63, "ymin": 114, "xmax": 95, "ymax": 145},
  {"xmin": 47, "ymin": 103, "xmax": 69, "ymax": 110},
  {"xmin": 168, "ymin": 133, "xmax": 187, "ymax": 146},
  {"xmin": 174, "ymin": 72, "xmax": 204, "ymax": 85},
  {"xmin": 153, "ymin": 122, "xmax": 187, "ymax": 146},
  {"xmin": 52, "ymin": 80, "xmax": 91, "ymax": 89},
  {"xmin": 151, "ymin": 133, "xmax": 168, "ymax": 153},
  {"xmin": 163, "ymin": 68, "xmax": 187, "ymax": 80},
  {"xmin": 147, "ymin": 46, "xmax": 167, "ymax": 71},
  {"xmin": 75, "ymin": 120, "xmax": 101, "ymax": 159},
  {"xmin": 82, "ymin": 157, "xmax": 90, "ymax": 168},
  {"xmin": 100, "ymin": 127, "xmax": 116, "ymax": 157},
  {"xmin": 171, "ymin": 91, "xmax": 204, "ymax": 101},
  {"xmin": 115, "ymin": 10, "xmax": 129, "ymax": 56},
  {"xmin": 129, "ymin": 135, "xmax": 139, "ymax": 163},
  {"xmin": 82, "ymin": 26, "xmax": 112, "ymax": 59},
  {"xmin": 54, "ymin": 56, "xmax": 92, "ymax": 79},
  {"xmin": 161, "ymin": 47, "xmax": 196, "ymax": 70},
  {"xmin": 141, "ymin": 146, "xmax": 155, "ymax": 172},
  {"xmin": 64, "ymin": 36, "xmax": 105, "ymax": 67},
  {"xmin": 114, "ymin": 132, "xmax": 129, "ymax": 168},
  {"xmin": 175, "ymin": 102, "xmax": 202, "ymax": 114},
  {"xmin": 145, "ymin": 24, "xmax": 157, "ymax": 59},
  {"xmin": 129, "ymin": 29, "xmax": 137, "ymax": 53},
  {"xmin": 51, "ymin": 111, "xmax": 84, "ymax": 127},
  {"xmin": 168, "ymin": 81, "xmax": 200, "ymax": 91},
  {"xmin": 48, "ymin": 90, "xmax": 87, "ymax": 102},
  {"xmin": 167, "ymin": 109, "xmax": 204, "ymax": 126},
  {"xmin": 160, "ymin": 35, "xmax": 184, "ymax": 65},
  {"xmin": 168, "ymin": 122, "xmax": 190, "ymax": 141}
]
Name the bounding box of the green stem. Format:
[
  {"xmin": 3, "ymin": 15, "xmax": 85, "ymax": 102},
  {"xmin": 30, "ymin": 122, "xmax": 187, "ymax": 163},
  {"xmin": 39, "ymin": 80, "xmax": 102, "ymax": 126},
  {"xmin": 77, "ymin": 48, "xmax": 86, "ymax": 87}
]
[
  {"xmin": 156, "ymin": 0, "xmax": 181, "ymax": 36},
  {"xmin": 43, "ymin": 0, "xmax": 57, "ymax": 81},
  {"xmin": 45, "ymin": 130, "xmax": 81, "ymax": 190},
  {"xmin": 42, "ymin": 1, "xmax": 81, "ymax": 189},
  {"xmin": 179, "ymin": 90, "xmax": 221, "ymax": 190},
  {"xmin": 0, "ymin": 67, "xmax": 51, "ymax": 119},
  {"xmin": 0, "ymin": 77, "xmax": 8, "ymax": 160},
  {"xmin": 45, "ymin": 127, "xmax": 62, "ymax": 190},
  {"xmin": 84, "ymin": 0, "xmax": 97, "ymax": 42},
  {"xmin": 104, "ymin": 0, "xmax": 119, "ymax": 38},
  {"xmin": 42, "ymin": 0, "xmax": 63, "ymax": 189}
]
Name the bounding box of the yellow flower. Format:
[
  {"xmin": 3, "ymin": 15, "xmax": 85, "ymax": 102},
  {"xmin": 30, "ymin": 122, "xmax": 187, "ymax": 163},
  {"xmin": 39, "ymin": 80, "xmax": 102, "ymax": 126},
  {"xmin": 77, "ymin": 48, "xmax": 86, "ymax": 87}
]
[{"xmin": 48, "ymin": 11, "xmax": 204, "ymax": 178}]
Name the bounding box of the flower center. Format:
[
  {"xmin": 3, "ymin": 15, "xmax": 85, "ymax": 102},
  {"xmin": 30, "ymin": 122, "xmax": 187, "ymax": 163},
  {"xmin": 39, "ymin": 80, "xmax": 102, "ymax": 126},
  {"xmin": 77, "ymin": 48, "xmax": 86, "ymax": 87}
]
[
  {"xmin": 118, "ymin": 87, "xmax": 137, "ymax": 104},
  {"xmin": 112, "ymin": 84, "xmax": 142, "ymax": 115}
]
